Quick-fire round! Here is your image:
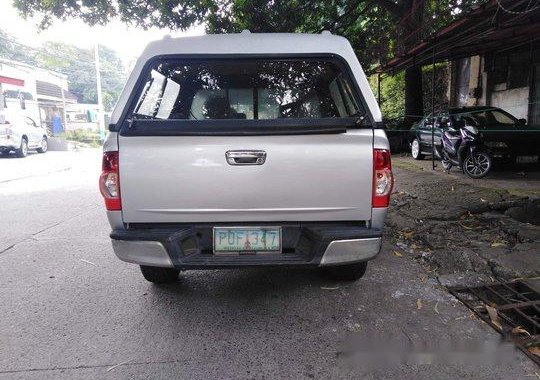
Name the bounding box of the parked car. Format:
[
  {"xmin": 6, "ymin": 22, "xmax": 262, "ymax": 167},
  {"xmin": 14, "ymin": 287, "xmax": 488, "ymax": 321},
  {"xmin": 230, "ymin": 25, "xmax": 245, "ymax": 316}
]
[
  {"xmin": 100, "ymin": 32, "xmax": 393, "ymax": 284},
  {"xmin": 0, "ymin": 116, "xmax": 48, "ymax": 157},
  {"xmin": 384, "ymin": 118, "xmax": 409, "ymax": 153},
  {"xmin": 408, "ymin": 106, "xmax": 540, "ymax": 165}
]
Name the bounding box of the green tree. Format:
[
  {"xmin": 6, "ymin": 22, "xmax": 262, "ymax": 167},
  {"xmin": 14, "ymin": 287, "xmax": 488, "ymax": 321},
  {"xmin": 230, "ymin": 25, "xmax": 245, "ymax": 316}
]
[
  {"xmin": 0, "ymin": 28, "xmax": 37, "ymax": 65},
  {"xmin": 13, "ymin": 0, "xmax": 485, "ymax": 119},
  {"xmin": 370, "ymin": 72, "xmax": 405, "ymax": 122},
  {"xmin": 0, "ymin": 30, "xmax": 126, "ymax": 111},
  {"xmin": 35, "ymin": 42, "xmax": 126, "ymax": 111}
]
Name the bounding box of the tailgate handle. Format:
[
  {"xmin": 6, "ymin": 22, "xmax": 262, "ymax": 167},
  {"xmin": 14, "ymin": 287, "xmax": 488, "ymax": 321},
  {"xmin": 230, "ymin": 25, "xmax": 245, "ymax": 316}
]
[{"xmin": 225, "ymin": 150, "xmax": 266, "ymax": 165}]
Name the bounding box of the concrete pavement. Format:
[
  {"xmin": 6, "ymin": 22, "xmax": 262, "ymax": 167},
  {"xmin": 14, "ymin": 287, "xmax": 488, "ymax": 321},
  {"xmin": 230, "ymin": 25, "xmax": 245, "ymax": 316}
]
[{"xmin": 0, "ymin": 150, "xmax": 537, "ymax": 379}]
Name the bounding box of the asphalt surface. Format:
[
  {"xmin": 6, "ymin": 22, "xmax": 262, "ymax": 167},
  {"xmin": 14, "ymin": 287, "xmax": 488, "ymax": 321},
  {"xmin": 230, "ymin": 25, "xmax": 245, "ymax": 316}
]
[{"xmin": 0, "ymin": 149, "xmax": 537, "ymax": 379}]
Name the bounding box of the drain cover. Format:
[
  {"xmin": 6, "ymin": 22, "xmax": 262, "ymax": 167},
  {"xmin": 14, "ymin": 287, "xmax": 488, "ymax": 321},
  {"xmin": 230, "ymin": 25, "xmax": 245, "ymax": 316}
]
[{"xmin": 449, "ymin": 280, "xmax": 540, "ymax": 365}]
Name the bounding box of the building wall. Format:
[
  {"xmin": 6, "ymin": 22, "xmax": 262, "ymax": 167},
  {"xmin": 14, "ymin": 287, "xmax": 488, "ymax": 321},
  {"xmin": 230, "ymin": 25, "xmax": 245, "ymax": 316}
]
[
  {"xmin": 490, "ymin": 86, "xmax": 529, "ymax": 120},
  {"xmin": 65, "ymin": 103, "xmax": 101, "ymax": 131},
  {"xmin": 450, "ymin": 53, "xmax": 532, "ymax": 121},
  {"xmin": 0, "ymin": 59, "xmax": 75, "ymax": 133}
]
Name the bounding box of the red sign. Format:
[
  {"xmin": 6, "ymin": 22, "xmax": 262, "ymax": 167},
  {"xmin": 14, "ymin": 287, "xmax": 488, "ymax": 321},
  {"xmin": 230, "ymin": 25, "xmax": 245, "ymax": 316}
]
[{"xmin": 0, "ymin": 75, "xmax": 24, "ymax": 87}]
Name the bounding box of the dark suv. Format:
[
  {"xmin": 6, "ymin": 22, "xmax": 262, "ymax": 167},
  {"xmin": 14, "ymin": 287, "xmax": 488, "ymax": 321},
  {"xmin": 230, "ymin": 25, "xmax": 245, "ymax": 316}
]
[{"xmin": 408, "ymin": 106, "xmax": 540, "ymax": 165}]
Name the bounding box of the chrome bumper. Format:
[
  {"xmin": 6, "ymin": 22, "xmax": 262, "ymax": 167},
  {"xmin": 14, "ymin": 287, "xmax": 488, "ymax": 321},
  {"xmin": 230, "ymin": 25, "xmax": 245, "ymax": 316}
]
[
  {"xmin": 319, "ymin": 237, "xmax": 382, "ymax": 266},
  {"xmin": 111, "ymin": 236, "xmax": 382, "ymax": 268},
  {"xmin": 112, "ymin": 239, "xmax": 174, "ymax": 268}
]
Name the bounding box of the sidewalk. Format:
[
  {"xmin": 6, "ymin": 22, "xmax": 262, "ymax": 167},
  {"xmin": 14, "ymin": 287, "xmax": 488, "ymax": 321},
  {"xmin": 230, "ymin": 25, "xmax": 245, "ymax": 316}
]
[{"xmin": 389, "ymin": 156, "xmax": 540, "ymax": 287}]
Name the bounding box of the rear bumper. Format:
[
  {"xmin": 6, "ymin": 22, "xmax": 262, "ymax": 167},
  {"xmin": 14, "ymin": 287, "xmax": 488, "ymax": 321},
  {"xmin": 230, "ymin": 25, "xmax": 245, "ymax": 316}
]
[
  {"xmin": 110, "ymin": 223, "xmax": 382, "ymax": 269},
  {"xmin": 0, "ymin": 136, "xmax": 17, "ymax": 150}
]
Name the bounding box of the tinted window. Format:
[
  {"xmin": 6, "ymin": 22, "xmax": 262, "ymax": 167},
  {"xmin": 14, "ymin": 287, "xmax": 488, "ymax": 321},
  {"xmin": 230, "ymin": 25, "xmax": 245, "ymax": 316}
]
[
  {"xmin": 452, "ymin": 109, "xmax": 517, "ymax": 128},
  {"xmin": 490, "ymin": 110, "xmax": 516, "ymax": 124},
  {"xmin": 132, "ymin": 58, "xmax": 362, "ymax": 121}
]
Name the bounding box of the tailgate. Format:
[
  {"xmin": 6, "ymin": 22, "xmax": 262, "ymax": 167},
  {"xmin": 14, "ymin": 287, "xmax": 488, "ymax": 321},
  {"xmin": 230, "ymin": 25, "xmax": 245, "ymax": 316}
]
[{"xmin": 119, "ymin": 130, "xmax": 373, "ymax": 223}]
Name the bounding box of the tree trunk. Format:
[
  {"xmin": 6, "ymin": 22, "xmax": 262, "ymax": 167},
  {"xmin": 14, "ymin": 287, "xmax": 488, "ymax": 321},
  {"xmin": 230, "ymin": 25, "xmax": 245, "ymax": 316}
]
[{"xmin": 404, "ymin": 65, "xmax": 423, "ymax": 127}]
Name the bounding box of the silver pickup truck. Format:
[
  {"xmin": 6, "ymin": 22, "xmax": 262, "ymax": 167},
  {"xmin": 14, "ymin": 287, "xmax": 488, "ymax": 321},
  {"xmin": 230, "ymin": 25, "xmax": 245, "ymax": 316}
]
[{"xmin": 100, "ymin": 32, "xmax": 393, "ymax": 284}]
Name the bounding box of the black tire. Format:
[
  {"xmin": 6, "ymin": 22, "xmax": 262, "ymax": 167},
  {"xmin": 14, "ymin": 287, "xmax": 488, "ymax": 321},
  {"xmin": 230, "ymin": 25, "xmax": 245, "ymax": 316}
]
[
  {"xmin": 15, "ymin": 138, "xmax": 28, "ymax": 158},
  {"xmin": 321, "ymin": 262, "xmax": 368, "ymax": 282},
  {"xmin": 411, "ymin": 139, "xmax": 424, "ymax": 160},
  {"xmin": 462, "ymin": 151, "xmax": 492, "ymax": 179},
  {"xmin": 140, "ymin": 265, "xmax": 179, "ymax": 284},
  {"xmin": 36, "ymin": 137, "xmax": 48, "ymax": 153}
]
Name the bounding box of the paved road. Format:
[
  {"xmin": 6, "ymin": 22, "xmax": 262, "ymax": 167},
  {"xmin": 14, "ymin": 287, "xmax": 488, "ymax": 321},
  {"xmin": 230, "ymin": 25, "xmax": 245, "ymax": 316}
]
[{"xmin": 0, "ymin": 150, "xmax": 536, "ymax": 379}]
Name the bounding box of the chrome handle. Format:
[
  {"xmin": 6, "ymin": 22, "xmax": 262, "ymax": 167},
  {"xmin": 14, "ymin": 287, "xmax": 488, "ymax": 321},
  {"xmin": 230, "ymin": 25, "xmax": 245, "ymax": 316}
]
[{"xmin": 225, "ymin": 150, "xmax": 266, "ymax": 165}]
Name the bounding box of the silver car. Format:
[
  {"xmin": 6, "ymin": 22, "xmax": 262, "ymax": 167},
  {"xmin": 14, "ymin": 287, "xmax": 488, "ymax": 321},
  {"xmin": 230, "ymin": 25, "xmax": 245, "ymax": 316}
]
[
  {"xmin": 100, "ymin": 32, "xmax": 393, "ymax": 283},
  {"xmin": 0, "ymin": 116, "xmax": 48, "ymax": 157}
]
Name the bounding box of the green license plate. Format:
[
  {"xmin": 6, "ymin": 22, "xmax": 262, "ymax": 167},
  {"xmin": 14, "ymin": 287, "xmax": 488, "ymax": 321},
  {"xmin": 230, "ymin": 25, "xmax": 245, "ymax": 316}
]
[{"xmin": 213, "ymin": 227, "xmax": 281, "ymax": 253}]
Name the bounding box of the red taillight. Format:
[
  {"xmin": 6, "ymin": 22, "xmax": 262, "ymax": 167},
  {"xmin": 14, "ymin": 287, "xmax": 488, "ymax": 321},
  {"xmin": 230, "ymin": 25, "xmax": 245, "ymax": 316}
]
[
  {"xmin": 372, "ymin": 149, "xmax": 393, "ymax": 208},
  {"xmin": 99, "ymin": 151, "xmax": 121, "ymax": 210}
]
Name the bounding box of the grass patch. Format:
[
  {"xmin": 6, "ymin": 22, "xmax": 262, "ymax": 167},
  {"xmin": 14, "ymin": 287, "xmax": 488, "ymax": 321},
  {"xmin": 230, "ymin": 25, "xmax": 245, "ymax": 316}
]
[
  {"xmin": 60, "ymin": 130, "xmax": 102, "ymax": 148},
  {"xmin": 392, "ymin": 157, "xmax": 425, "ymax": 171},
  {"xmin": 505, "ymin": 188, "xmax": 540, "ymax": 197}
]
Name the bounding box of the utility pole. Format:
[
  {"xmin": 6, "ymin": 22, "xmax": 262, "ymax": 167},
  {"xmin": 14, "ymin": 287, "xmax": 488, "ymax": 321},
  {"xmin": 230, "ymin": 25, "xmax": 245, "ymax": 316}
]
[{"xmin": 94, "ymin": 43, "xmax": 105, "ymax": 140}]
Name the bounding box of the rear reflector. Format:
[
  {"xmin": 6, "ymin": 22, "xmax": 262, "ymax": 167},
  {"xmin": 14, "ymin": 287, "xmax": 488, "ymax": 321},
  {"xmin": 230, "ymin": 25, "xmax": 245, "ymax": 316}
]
[
  {"xmin": 99, "ymin": 151, "xmax": 121, "ymax": 210},
  {"xmin": 372, "ymin": 149, "xmax": 393, "ymax": 208}
]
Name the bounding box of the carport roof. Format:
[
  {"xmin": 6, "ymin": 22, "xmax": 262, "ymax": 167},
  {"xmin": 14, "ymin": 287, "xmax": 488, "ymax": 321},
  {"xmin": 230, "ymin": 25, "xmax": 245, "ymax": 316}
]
[{"xmin": 376, "ymin": 0, "xmax": 540, "ymax": 73}]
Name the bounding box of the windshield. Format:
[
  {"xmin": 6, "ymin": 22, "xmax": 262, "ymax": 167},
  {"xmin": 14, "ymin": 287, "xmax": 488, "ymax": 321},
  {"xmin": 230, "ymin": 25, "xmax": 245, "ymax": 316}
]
[
  {"xmin": 451, "ymin": 108, "xmax": 519, "ymax": 129},
  {"xmin": 132, "ymin": 58, "xmax": 363, "ymax": 121}
]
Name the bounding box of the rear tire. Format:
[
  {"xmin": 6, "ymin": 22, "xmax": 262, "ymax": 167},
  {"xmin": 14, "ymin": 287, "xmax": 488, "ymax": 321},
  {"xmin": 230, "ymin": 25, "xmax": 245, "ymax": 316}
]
[
  {"xmin": 15, "ymin": 138, "xmax": 28, "ymax": 158},
  {"xmin": 321, "ymin": 262, "xmax": 368, "ymax": 282},
  {"xmin": 411, "ymin": 139, "xmax": 424, "ymax": 160},
  {"xmin": 140, "ymin": 266, "xmax": 179, "ymax": 284}
]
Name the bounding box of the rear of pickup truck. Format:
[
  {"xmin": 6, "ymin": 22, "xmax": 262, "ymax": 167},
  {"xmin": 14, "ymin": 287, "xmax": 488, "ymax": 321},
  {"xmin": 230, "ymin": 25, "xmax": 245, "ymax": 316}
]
[{"xmin": 100, "ymin": 33, "xmax": 393, "ymax": 283}]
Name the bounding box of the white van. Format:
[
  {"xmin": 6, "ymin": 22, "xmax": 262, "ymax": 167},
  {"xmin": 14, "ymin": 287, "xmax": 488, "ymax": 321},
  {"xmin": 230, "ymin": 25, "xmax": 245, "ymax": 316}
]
[{"xmin": 100, "ymin": 33, "xmax": 393, "ymax": 283}]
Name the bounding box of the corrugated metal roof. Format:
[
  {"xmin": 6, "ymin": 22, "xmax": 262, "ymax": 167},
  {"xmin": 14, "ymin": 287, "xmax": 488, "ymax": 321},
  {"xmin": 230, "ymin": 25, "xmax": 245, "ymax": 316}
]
[
  {"xmin": 377, "ymin": 0, "xmax": 540, "ymax": 73},
  {"xmin": 36, "ymin": 80, "xmax": 62, "ymax": 99}
]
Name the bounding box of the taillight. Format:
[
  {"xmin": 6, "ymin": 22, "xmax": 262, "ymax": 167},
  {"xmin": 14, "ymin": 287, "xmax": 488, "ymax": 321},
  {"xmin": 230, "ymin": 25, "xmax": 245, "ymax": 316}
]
[
  {"xmin": 99, "ymin": 151, "xmax": 121, "ymax": 210},
  {"xmin": 372, "ymin": 149, "xmax": 393, "ymax": 208}
]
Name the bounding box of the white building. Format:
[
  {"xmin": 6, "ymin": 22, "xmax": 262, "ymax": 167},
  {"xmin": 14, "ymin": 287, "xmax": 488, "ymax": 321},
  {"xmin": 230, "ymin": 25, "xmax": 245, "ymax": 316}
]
[
  {"xmin": 65, "ymin": 103, "xmax": 102, "ymax": 131},
  {"xmin": 0, "ymin": 58, "xmax": 77, "ymax": 132},
  {"xmin": 449, "ymin": 49, "xmax": 538, "ymax": 123}
]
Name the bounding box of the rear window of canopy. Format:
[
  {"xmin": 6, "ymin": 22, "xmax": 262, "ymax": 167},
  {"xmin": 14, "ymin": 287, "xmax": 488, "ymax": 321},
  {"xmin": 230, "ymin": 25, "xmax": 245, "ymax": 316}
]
[{"xmin": 132, "ymin": 57, "xmax": 364, "ymax": 121}]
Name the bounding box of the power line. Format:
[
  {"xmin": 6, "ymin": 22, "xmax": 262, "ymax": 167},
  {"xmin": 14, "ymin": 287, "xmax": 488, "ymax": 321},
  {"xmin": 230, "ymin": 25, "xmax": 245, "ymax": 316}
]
[{"xmin": 495, "ymin": 0, "xmax": 540, "ymax": 15}]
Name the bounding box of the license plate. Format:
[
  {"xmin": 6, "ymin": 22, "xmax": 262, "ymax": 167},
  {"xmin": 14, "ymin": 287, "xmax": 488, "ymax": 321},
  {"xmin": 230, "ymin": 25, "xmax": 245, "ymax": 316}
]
[
  {"xmin": 213, "ymin": 227, "xmax": 281, "ymax": 253},
  {"xmin": 516, "ymin": 155, "xmax": 538, "ymax": 164}
]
